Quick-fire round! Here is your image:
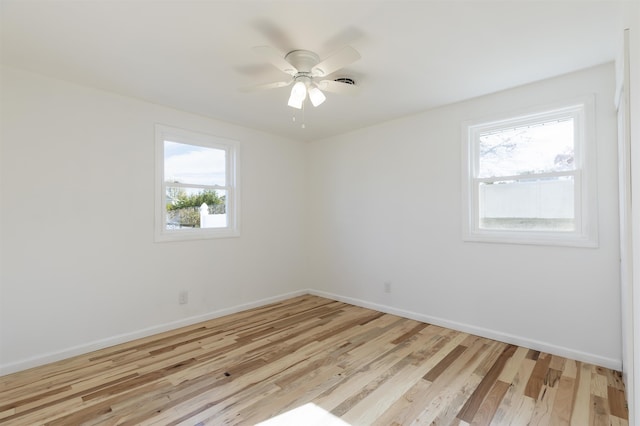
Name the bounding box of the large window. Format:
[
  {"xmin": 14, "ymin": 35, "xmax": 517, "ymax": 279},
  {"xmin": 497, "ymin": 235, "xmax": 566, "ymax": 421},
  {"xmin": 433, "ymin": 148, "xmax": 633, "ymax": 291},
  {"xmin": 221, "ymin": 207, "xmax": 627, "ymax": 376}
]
[
  {"xmin": 462, "ymin": 98, "xmax": 597, "ymax": 247},
  {"xmin": 155, "ymin": 125, "xmax": 239, "ymax": 242}
]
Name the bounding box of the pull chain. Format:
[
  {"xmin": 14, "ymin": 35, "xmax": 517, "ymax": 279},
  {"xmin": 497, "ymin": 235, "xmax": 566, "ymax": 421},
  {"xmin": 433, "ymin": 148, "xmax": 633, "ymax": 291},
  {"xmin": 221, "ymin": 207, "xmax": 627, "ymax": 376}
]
[{"xmin": 291, "ymin": 103, "xmax": 306, "ymax": 129}]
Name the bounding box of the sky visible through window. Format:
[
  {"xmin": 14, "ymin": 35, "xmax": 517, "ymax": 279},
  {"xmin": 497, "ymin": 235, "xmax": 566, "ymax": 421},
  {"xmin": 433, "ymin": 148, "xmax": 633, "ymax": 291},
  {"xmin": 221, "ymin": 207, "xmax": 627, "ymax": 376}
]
[
  {"xmin": 478, "ymin": 119, "xmax": 574, "ymax": 179},
  {"xmin": 164, "ymin": 141, "xmax": 226, "ymax": 186}
]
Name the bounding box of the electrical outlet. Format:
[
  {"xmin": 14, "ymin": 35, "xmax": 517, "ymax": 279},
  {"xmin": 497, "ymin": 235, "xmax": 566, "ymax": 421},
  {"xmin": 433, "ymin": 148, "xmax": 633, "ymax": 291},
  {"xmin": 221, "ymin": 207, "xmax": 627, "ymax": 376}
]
[
  {"xmin": 384, "ymin": 281, "xmax": 392, "ymax": 293},
  {"xmin": 179, "ymin": 291, "xmax": 188, "ymax": 305}
]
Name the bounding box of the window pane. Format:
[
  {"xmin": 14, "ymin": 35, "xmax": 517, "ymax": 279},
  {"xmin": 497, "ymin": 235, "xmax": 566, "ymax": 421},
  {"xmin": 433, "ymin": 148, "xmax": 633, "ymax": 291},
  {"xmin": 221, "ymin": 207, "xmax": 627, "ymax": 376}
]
[
  {"xmin": 479, "ymin": 176, "xmax": 575, "ymax": 231},
  {"xmin": 478, "ymin": 119, "xmax": 574, "ymax": 178},
  {"xmin": 164, "ymin": 141, "xmax": 226, "ymax": 185},
  {"xmin": 165, "ymin": 187, "xmax": 227, "ymax": 229}
]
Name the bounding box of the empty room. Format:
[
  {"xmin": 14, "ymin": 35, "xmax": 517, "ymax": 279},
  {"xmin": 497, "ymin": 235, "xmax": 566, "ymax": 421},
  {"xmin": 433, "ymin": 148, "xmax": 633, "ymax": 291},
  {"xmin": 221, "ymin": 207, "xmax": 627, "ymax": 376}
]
[{"xmin": 1, "ymin": 1, "xmax": 640, "ymax": 425}]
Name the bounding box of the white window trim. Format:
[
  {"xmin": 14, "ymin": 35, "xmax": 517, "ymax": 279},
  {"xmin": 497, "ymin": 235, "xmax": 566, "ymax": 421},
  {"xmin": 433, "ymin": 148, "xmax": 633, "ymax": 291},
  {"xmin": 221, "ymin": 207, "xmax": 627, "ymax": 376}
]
[
  {"xmin": 155, "ymin": 124, "xmax": 240, "ymax": 242},
  {"xmin": 461, "ymin": 96, "xmax": 598, "ymax": 248}
]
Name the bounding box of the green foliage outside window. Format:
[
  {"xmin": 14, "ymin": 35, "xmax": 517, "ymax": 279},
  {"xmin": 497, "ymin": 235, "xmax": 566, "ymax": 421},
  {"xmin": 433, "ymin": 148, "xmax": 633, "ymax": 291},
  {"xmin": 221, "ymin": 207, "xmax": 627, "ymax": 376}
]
[{"xmin": 166, "ymin": 189, "xmax": 226, "ymax": 228}]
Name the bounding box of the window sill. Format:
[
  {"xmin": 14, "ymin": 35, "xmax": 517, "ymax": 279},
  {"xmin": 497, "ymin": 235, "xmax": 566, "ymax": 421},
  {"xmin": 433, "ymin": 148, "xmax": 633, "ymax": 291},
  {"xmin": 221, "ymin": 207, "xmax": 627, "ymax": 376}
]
[
  {"xmin": 463, "ymin": 229, "xmax": 598, "ymax": 248},
  {"xmin": 155, "ymin": 228, "xmax": 240, "ymax": 243}
]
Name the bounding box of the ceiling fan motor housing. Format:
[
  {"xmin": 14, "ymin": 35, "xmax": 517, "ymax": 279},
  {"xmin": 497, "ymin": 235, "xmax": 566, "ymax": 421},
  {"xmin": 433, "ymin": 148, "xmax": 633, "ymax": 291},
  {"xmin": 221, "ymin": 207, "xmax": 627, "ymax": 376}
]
[{"xmin": 284, "ymin": 50, "xmax": 321, "ymax": 74}]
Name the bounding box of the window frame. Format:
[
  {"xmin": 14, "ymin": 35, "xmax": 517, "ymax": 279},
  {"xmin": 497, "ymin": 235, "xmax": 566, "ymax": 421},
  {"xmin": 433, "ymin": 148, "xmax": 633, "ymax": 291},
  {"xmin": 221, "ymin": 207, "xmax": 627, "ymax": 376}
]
[
  {"xmin": 461, "ymin": 97, "xmax": 598, "ymax": 247},
  {"xmin": 155, "ymin": 124, "xmax": 240, "ymax": 242}
]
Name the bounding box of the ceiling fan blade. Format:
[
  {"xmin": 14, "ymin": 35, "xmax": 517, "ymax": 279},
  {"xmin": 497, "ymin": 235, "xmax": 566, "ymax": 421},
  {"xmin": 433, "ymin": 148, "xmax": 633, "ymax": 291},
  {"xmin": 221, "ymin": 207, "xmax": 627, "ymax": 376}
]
[
  {"xmin": 240, "ymin": 80, "xmax": 292, "ymax": 92},
  {"xmin": 312, "ymin": 46, "xmax": 361, "ymax": 77},
  {"xmin": 317, "ymin": 79, "xmax": 360, "ymax": 95},
  {"xmin": 253, "ymin": 46, "xmax": 298, "ymax": 76}
]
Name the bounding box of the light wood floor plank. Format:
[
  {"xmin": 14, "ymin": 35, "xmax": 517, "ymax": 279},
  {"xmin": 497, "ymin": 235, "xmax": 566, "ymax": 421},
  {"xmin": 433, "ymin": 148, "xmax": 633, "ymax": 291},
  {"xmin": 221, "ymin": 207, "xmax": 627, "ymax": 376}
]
[
  {"xmin": 571, "ymin": 362, "xmax": 593, "ymax": 426},
  {"xmin": 491, "ymin": 357, "xmax": 537, "ymax": 425},
  {"xmin": 0, "ymin": 295, "xmax": 627, "ymax": 425},
  {"xmin": 402, "ymin": 338, "xmax": 495, "ymax": 425}
]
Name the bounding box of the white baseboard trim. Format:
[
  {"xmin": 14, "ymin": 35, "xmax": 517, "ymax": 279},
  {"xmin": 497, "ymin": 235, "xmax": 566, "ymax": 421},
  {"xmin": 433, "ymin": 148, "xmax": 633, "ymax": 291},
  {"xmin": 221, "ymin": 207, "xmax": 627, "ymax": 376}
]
[
  {"xmin": 2, "ymin": 288, "xmax": 621, "ymax": 375},
  {"xmin": 308, "ymin": 289, "xmax": 622, "ymax": 371},
  {"xmin": 0, "ymin": 289, "xmax": 308, "ymax": 376}
]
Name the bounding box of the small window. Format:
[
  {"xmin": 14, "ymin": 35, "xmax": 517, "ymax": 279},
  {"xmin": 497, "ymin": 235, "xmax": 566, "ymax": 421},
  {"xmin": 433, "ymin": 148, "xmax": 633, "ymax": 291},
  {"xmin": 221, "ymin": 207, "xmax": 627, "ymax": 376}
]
[
  {"xmin": 462, "ymin": 98, "xmax": 597, "ymax": 247},
  {"xmin": 155, "ymin": 125, "xmax": 240, "ymax": 242}
]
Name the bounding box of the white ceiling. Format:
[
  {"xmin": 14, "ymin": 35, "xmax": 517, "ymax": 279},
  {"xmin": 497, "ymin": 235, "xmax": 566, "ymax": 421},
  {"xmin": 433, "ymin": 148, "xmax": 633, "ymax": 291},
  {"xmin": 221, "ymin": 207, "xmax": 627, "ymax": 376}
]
[{"xmin": 0, "ymin": 0, "xmax": 625, "ymax": 142}]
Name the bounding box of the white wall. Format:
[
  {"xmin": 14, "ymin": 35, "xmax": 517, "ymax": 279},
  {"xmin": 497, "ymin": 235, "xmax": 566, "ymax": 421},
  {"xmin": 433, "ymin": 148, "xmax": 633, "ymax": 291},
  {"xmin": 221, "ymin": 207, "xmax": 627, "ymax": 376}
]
[
  {"xmin": 0, "ymin": 67, "xmax": 308, "ymax": 373},
  {"xmin": 307, "ymin": 63, "xmax": 621, "ymax": 368}
]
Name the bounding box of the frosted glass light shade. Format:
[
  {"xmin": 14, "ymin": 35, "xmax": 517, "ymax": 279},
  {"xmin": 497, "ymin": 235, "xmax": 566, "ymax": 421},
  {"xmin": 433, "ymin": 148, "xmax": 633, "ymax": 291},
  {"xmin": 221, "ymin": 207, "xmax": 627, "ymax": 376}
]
[
  {"xmin": 287, "ymin": 81, "xmax": 307, "ymax": 109},
  {"xmin": 308, "ymin": 86, "xmax": 326, "ymax": 107}
]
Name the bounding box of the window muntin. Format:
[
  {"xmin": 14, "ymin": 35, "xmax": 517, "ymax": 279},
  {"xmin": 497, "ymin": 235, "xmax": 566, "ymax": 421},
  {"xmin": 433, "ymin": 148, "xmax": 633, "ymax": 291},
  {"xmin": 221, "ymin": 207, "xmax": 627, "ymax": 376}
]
[
  {"xmin": 463, "ymin": 99, "xmax": 597, "ymax": 247},
  {"xmin": 155, "ymin": 126, "xmax": 239, "ymax": 241}
]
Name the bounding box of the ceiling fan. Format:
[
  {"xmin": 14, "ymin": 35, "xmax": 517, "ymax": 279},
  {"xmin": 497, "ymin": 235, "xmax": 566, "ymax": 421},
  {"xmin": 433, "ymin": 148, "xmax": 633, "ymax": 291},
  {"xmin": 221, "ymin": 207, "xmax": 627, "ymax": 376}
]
[{"xmin": 246, "ymin": 45, "xmax": 361, "ymax": 109}]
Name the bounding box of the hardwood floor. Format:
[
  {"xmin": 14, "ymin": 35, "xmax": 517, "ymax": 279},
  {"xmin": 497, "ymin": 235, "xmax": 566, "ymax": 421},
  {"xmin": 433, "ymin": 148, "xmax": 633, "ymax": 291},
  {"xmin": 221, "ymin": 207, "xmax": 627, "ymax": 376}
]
[{"xmin": 0, "ymin": 295, "xmax": 628, "ymax": 425}]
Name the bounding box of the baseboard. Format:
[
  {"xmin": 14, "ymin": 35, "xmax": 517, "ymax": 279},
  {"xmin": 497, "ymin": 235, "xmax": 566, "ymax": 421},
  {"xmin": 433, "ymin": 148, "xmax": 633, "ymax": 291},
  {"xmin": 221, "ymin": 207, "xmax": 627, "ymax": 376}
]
[
  {"xmin": 308, "ymin": 289, "xmax": 622, "ymax": 371},
  {"xmin": 0, "ymin": 289, "xmax": 308, "ymax": 376},
  {"xmin": 2, "ymin": 287, "xmax": 621, "ymax": 375}
]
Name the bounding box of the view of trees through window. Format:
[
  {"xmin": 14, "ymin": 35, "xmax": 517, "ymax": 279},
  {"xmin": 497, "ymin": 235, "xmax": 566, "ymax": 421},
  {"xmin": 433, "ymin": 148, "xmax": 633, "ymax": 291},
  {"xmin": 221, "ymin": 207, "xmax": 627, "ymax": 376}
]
[
  {"xmin": 165, "ymin": 188, "xmax": 226, "ymax": 228},
  {"xmin": 164, "ymin": 141, "xmax": 227, "ymax": 229},
  {"xmin": 479, "ymin": 119, "xmax": 574, "ymax": 178},
  {"xmin": 477, "ymin": 118, "xmax": 576, "ymax": 231}
]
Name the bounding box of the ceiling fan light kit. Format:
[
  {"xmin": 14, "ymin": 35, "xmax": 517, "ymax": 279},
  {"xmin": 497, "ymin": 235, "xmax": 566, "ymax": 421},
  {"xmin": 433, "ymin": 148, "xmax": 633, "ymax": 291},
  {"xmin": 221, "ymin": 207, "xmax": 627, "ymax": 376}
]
[
  {"xmin": 287, "ymin": 80, "xmax": 307, "ymax": 109},
  {"xmin": 249, "ymin": 46, "xmax": 361, "ymax": 112},
  {"xmin": 287, "ymin": 78, "xmax": 326, "ymax": 109},
  {"xmin": 308, "ymin": 85, "xmax": 326, "ymax": 107}
]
